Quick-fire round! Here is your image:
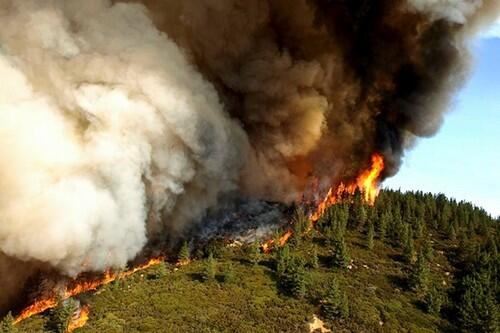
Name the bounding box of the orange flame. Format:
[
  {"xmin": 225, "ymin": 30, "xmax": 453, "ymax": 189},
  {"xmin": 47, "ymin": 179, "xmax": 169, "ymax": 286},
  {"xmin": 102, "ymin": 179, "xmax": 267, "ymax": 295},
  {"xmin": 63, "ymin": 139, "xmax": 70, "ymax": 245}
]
[
  {"xmin": 15, "ymin": 256, "xmax": 164, "ymax": 324},
  {"xmin": 310, "ymin": 153, "xmax": 384, "ymax": 223},
  {"xmin": 350, "ymin": 153, "xmax": 385, "ymax": 204},
  {"xmin": 67, "ymin": 305, "xmax": 90, "ymax": 332},
  {"xmin": 264, "ymin": 153, "xmax": 384, "ymax": 251},
  {"xmin": 262, "ymin": 229, "xmax": 294, "ymax": 254}
]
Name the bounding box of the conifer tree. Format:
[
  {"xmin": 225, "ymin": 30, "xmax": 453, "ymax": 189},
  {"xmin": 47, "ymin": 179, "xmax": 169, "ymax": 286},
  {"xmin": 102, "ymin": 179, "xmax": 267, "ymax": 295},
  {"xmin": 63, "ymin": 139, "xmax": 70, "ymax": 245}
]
[
  {"xmin": 221, "ymin": 263, "xmax": 235, "ymax": 283},
  {"xmin": 201, "ymin": 253, "xmax": 216, "ymax": 282},
  {"xmin": 287, "ymin": 258, "xmax": 308, "ymax": 298},
  {"xmin": 414, "ymin": 216, "xmax": 425, "ymax": 239},
  {"xmin": 409, "ymin": 251, "xmax": 430, "ymax": 293},
  {"xmin": 456, "ymin": 272, "xmax": 498, "ymax": 333},
  {"xmin": 448, "ymin": 225, "xmax": 457, "ymax": 241},
  {"xmin": 0, "ymin": 312, "xmax": 17, "ymax": 333},
  {"xmin": 366, "ymin": 222, "xmax": 375, "ymax": 250},
  {"xmin": 322, "ymin": 278, "xmax": 349, "ymax": 320},
  {"xmin": 293, "ymin": 207, "xmax": 310, "ymax": 236},
  {"xmin": 424, "ymin": 285, "xmax": 444, "ymax": 316},
  {"xmin": 277, "ymin": 253, "xmax": 308, "ymax": 298},
  {"xmin": 276, "ymin": 244, "xmax": 292, "ymax": 277},
  {"xmin": 423, "ymin": 240, "xmax": 434, "ymax": 262},
  {"xmin": 247, "ymin": 240, "xmax": 262, "ymax": 266},
  {"xmin": 178, "ymin": 241, "xmax": 190, "ymax": 262},
  {"xmin": 331, "ymin": 236, "xmax": 350, "ymax": 269},
  {"xmin": 403, "ymin": 232, "xmax": 416, "ymax": 264},
  {"xmin": 350, "ymin": 191, "xmax": 367, "ymax": 229},
  {"xmin": 50, "ymin": 298, "xmax": 79, "ymax": 333},
  {"xmin": 151, "ymin": 262, "xmax": 168, "ymax": 279},
  {"xmin": 308, "ymin": 247, "xmax": 320, "ymax": 269},
  {"xmin": 378, "ymin": 211, "xmax": 390, "ymax": 242}
]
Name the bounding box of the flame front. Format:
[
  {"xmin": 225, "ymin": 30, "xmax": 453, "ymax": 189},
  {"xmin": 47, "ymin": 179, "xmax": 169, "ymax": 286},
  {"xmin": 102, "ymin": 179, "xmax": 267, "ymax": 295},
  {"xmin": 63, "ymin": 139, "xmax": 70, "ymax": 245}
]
[
  {"xmin": 15, "ymin": 257, "xmax": 164, "ymax": 324},
  {"xmin": 17, "ymin": 155, "xmax": 385, "ymax": 323},
  {"xmin": 310, "ymin": 153, "xmax": 384, "ymax": 223},
  {"xmin": 262, "ymin": 229, "xmax": 294, "ymax": 254},
  {"xmin": 351, "ymin": 153, "xmax": 385, "ymax": 204},
  {"xmin": 265, "ymin": 153, "xmax": 385, "ymax": 252},
  {"xmin": 67, "ymin": 305, "xmax": 90, "ymax": 332}
]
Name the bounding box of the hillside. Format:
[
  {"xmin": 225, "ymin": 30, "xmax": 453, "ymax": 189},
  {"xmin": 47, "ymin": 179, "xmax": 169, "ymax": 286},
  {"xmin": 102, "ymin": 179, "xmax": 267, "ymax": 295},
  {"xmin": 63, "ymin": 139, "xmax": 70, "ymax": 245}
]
[{"xmin": 7, "ymin": 190, "xmax": 500, "ymax": 333}]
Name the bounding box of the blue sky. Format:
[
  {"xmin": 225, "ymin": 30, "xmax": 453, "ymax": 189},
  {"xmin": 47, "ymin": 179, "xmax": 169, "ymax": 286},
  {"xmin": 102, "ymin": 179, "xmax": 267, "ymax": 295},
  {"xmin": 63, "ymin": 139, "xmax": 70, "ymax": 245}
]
[{"xmin": 385, "ymin": 25, "xmax": 500, "ymax": 218}]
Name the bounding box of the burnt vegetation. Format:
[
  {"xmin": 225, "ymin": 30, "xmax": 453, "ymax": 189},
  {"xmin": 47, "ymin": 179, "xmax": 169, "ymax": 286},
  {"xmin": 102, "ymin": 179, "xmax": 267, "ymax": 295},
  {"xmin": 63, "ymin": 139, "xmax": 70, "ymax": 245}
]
[{"xmin": 9, "ymin": 189, "xmax": 499, "ymax": 333}]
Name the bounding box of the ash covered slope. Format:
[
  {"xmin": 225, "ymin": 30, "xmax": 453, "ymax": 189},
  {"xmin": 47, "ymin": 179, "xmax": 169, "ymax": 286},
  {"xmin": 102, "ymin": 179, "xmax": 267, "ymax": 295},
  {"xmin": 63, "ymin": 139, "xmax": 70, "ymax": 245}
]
[{"xmin": 0, "ymin": 0, "xmax": 498, "ymax": 310}]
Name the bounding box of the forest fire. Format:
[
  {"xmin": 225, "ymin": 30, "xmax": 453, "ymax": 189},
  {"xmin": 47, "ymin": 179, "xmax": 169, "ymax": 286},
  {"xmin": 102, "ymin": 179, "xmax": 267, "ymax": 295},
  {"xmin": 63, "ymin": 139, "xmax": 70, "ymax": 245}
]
[
  {"xmin": 14, "ymin": 153, "xmax": 385, "ymax": 322},
  {"xmin": 309, "ymin": 153, "xmax": 385, "ymax": 223},
  {"xmin": 262, "ymin": 229, "xmax": 294, "ymax": 253},
  {"xmin": 67, "ymin": 305, "xmax": 90, "ymax": 332},
  {"xmin": 14, "ymin": 257, "xmax": 164, "ymax": 324},
  {"xmin": 263, "ymin": 153, "xmax": 385, "ymax": 253}
]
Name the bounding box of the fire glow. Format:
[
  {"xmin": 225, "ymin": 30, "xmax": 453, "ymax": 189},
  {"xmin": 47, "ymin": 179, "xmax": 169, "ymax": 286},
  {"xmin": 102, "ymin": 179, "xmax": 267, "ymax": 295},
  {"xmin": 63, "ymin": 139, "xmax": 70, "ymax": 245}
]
[
  {"xmin": 14, "ymin": 256, "xmax": 164, "ymax": 324},
  {"xmin": 310, "ymin": 153, "xmax": 385, "ymax": 223},
  {"xmin": 15, "ymin": 153, "xmax": 385, "ymax": 325},
  {"xmin": 263, "ymin": 153, "xmax": 385, "ymax": 253},
  {"xmin": 67, "ymin": 305, "xmax": 90, "ymax": 332}
]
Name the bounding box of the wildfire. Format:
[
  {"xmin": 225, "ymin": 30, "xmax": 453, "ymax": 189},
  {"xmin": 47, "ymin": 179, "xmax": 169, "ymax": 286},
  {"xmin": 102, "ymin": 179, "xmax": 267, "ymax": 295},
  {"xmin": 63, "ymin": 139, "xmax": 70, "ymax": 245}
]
[
  {"xmin": 67, "ymin": 305, "xmax": 90, "ymax": 332},
  {"xmin": 310, "ymin": 153, "xmax": 384, "ymax": 223},
  {"xmin": 15, "ymin": 256, "xmax": 164, "ymax": 324},
  {"xmin": 15, "ymin": 154, "xmax": 385, "ymax": 325},
  {"xmin": 262, "ymin": 229, "xmax": 294, "ymax": 254},
  {"xmin": 264, "ymin": 153, "xmax": 385, "ymax": 252}
]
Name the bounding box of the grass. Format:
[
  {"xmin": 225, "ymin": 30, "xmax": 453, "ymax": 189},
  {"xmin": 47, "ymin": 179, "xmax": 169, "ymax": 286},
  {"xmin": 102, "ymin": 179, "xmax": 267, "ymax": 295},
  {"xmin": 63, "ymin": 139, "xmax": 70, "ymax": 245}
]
[{"xmin": 16, "ymin": 229, "xmax": 455, "ymax": 333}]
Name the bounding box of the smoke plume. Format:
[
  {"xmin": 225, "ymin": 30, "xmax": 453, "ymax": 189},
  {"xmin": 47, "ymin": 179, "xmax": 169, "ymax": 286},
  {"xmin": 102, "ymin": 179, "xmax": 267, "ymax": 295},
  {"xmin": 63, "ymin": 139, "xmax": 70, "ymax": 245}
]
[{"xmin": 0, "ymin": 0, "xmax": 498, "ymax": 307}]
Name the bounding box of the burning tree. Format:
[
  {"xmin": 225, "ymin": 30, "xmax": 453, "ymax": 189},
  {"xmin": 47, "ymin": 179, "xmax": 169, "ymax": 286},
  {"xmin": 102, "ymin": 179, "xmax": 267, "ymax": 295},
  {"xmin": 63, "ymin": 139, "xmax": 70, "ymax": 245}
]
[{"xmin": 48, "ymin": 298, "xmax": 79, "ymax": 333}]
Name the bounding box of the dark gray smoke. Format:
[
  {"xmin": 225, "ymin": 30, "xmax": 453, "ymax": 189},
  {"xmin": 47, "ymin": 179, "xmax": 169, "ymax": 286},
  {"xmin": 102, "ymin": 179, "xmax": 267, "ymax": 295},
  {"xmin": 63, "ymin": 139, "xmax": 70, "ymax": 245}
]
[{"xmin": 133, "ymin": 0, "xmax": 499, "ymax": 197}]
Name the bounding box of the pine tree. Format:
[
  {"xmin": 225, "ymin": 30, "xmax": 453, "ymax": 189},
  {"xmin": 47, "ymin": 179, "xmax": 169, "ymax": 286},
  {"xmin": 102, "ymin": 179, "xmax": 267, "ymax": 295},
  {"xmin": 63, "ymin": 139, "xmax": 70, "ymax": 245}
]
[
  {"xmin": 151, "ymin": 262, "xmax": 168, "ymax": 279},
  {"xmin": 0, "ymin": 312, "xmax": 18, "ymax": 333},
  {"xmin": 201, "ymin": 253, "xmax": 216, "ymax": 282},
  {"xmin": 50, "ymin": 298, "xmax": 79, "ymax": 333},
  {"xmin": 277, "ymin": 254, "xmax": 308, "ymax": 298},
  {"xmin": 221, "ymin": 263, "xmax": 235, "ymax": 283},
  {"xmin": 414, "ymin": 216, "xmax": 425, "ymax": 239},
  {"xmin": 423, "ymin": 240, "xmax": 434, "ymax": 262},
  {"xmin": 276, "ymin": 244, "xmax": 292, "ymax": 277},
  {"xmin": 409, "ymin": 251, "xmax": 430, "ymax": 294},
  {"xmin": 366, "ymin": 222, "xmax": 375, "ymax": 250},
  {"xmin": 308, "ymin": 247, "xmax": 320, "ymax": 269},
  {"xmin": 322, "ymin": 278, "xmax": 349, "ymax": 320},
  {"xmin": 378, "ymin": 211, "xmax": 390, "ymax": 242},
  {"xmin": 449, "ymin": 225, "xmax": 457, "ymax": 241},
  {"xmin": 178, "ymin": 241, "xmax": 190, "ymax": 262},
  {"xmin": 403, "ymin": 231, "xmax": 416, "ymax": 264},
  {"xmin": 331, "ymin": 236, "xmax": 350, "ymax": 269},
  {"xmin": 456, "ymin": 272, "xmax": 498, "ymax": 333},
  {"xmin": 424, "ymin": 286, "xmax": 444, "ymax": 316},
  {"xmin": 247, "ymin": 241, "xmax": 262, "ymax": 266},
  {"xmin": 350, "ymin": 192, "xmax": 367, "ymax": 229},
  {"xmin": 293, "ymin": 207, "xmax": 310, "ymax": 236},
  {"xmin": 287, "ymin": 258, "xmax": 308, "ymax": 298}
]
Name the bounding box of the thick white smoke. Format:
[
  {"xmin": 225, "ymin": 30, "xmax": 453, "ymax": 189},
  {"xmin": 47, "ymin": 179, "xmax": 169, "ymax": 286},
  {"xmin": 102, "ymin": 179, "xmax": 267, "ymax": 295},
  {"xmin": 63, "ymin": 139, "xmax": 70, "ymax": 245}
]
[{"xmin": 0, "ymin": 0, "xmax": 247, "ymax": 275}]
